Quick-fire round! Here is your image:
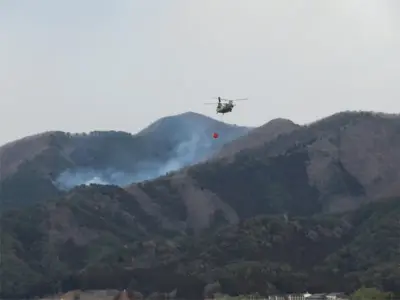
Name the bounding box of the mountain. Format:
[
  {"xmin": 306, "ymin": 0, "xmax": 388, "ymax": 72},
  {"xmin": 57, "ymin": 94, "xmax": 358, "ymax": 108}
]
[
  {"xmin": 121, "ymin": 111, "xmax": 400, "ymax": 232},
  {"xmin": 0, "ymin": 112, "xmax": 249, "ymax": 209},
  {"xmin": 214, "ymin": 118, "xmax": 300, "ymax": 159},
  {"xmin": 2, "ymin": 111, "xmax": 400, "ymax": 298}
]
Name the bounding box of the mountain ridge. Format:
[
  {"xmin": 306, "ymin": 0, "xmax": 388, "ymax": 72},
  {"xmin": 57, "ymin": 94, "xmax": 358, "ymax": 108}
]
[
  {"xmin": 214, "ymin": 118, "xmax": 300, "ymax": 160},
  {"xmin": 117, "ymin": 111, "xmax": 400, "ymax": 232},
  {"xmin": 0, "ymin": 112, "xmax": 250, "ymax": 210}
]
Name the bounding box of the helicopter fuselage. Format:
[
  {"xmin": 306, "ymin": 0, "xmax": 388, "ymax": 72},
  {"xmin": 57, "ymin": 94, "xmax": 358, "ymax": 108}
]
[{"xmin": 216, "ymin": 103, "xmax": 234, "ymax": 114}]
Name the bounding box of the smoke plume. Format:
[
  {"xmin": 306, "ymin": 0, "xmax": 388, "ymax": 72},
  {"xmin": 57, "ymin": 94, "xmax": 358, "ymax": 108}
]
[{"xmin": 54, "ymin": 131, "xmax": 217, "ymax": 190}]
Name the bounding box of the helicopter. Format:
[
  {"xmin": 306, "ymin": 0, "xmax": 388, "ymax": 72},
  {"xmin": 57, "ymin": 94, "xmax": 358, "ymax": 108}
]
[{"xmin": 204, "ymin": 97, "xmax": 248, "ymax": 115}]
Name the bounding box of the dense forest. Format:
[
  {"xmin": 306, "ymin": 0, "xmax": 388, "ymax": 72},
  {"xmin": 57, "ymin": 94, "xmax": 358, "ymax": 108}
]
[{"xmin": 1, "ymin": 196, "xmax": 399, "ymax": 298}]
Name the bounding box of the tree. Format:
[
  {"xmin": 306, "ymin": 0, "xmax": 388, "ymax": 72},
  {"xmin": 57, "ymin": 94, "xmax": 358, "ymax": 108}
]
[{"xmin": 351, "ymin": 287, "xmax": 393, "ymax": 300}]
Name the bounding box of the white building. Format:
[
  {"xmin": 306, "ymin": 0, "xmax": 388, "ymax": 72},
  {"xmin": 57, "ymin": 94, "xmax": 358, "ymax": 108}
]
[
  {"xmin": 326, "ymin": 293, "xmax": 347, "ymax": 300},
  {"xmin": 268, "ymin": 293, "xmax": 312, "ymax": 300}
]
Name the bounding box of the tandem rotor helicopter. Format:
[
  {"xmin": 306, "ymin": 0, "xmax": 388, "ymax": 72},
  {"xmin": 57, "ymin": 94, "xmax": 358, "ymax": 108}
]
[
  {"xmin": 204, "ymin": 96, "xmax": 249, "ymax": 139},
  {"xmin": 204, "ymin": 97, "xmax": 248, "ymax": 115}
]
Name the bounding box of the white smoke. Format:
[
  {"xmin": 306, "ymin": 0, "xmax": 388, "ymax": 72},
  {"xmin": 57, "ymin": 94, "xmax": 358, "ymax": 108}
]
[
  {"xmin": 54, "ymin": 168, "xmax": 133, "ymax": 190},
  {"xmin": 54, "ymin": 131, "xmax": 216, "ymax": 190}
]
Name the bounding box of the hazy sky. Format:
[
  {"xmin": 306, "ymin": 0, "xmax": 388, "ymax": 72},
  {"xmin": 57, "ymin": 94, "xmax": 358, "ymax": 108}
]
[{"xmin": 1, "ymin": 0, "xmax": 399, "ymax": 146}]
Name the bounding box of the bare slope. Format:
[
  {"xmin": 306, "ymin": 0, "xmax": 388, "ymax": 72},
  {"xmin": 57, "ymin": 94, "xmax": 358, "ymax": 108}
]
[
  {"xmin": 0, "ymin": 132, "xmax": 60, "ymax": 180},
  {"xmin": 214, "ymin": 118, "xmax": 300, "ymax": 159}
]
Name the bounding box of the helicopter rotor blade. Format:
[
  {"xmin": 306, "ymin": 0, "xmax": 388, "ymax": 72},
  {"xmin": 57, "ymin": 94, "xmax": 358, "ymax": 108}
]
[
  {"xmin": 212, "ymin": 97, "xmax": 229, "ymax": 101},
  {"xmin": 215, "ymin": 98, "xmax": 248, "ymax": 101}
]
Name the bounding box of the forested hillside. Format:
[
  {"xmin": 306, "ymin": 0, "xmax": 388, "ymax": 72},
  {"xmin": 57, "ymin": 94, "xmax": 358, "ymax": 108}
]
[
  {"xmin": 1, "ymin": 197, "xmax": 399, "ymax": 298},
  {"xmin": 1, "ymin": 111, "xmax": 400, "ymax": 299}
]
